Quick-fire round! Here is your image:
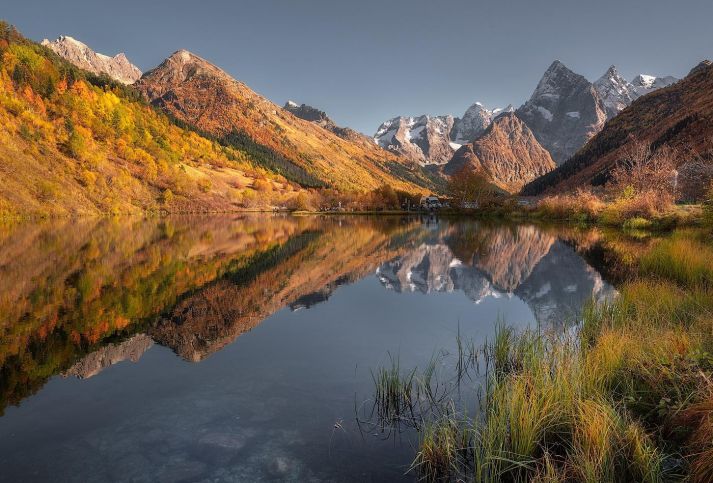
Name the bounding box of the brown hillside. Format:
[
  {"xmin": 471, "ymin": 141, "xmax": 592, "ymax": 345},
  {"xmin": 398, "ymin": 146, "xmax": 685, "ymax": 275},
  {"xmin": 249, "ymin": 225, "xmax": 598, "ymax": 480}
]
[
  {"xmin": 136, "ymin": 50, "xmax": 431, "ymax": 192},
  {"xmin": 444, "ymin": 113, "xmax": 556, "ymax": 193}
]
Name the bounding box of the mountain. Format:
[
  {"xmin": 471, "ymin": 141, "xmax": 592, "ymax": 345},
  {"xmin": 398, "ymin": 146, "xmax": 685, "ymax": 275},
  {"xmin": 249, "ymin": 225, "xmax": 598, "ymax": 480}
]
[
  {"xmin": 283, "ymin": 100, "xmax": 373, "ymax": 146},
  {"xmin": 516, "ymin": 61, "xmax": 607, "ymax": 165},
  {"xmin": 450, "ymin": 103, "xmax": 495, "ymax": 145},
  {"xmin": 373, "ymin": 102, "xmax": 513, "ymax": 165},
  {"xmin": 373, "ymin": 115, "xmax": 456, "ymax": 165},
  {"xmin": 0, "ymin": 24, "xmax": 305, "ymax": 217},
  {"xmin": 40, "ymin": 35, "xmax": 141, "ymax": 84},
  {"xmin": 594, "ymin": 66, "xmax": 679, "ymax": 119},
  {"xmin": 593, "ymin": 66, "xmax": 639, "ymax": 119},
  {"xmin": 136, "ymin": 50, "xmax": 431, "ymax": 192},
  {"xmin": 632, "ymin": 74, "xmax": 678, "ymax": 97},
  {"xmin": 523, "ymin": 60, "xmax": 713, "ymax": 196},
  {"xmin": 444, "ymin": 113, "xmax": 556, "ymax": 193}
]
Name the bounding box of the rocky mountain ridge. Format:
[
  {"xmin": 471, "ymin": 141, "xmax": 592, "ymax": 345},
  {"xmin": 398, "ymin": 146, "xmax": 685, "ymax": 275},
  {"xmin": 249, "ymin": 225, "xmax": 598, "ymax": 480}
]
[
  {"xmin": 374, "ymin": 61, "xmax": 675, "ymax": 169},
  {"xmin": 594, "ymin": 66, "xmax": 679, "ymax": 119},
  {"xmin": 283, "ymin": 100, "xmax": 373, "ymax": 145},
  {"xmin": 374, "ymin": 114, "xmax": 456, "ymax": 165},
  {"xmin": 41, "ymin": 35, "xmax": 141, "ymax": 84}
]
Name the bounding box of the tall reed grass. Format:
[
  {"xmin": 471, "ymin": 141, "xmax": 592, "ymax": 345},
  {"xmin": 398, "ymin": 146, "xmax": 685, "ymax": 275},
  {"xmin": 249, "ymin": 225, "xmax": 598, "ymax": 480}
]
[{"xmin": 373, "ymin": 228, "xmax": 713, "ymax": 482}]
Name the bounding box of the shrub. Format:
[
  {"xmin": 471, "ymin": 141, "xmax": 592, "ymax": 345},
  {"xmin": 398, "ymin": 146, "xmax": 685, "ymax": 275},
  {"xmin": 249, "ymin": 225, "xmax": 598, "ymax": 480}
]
[
  {"xmin": 197, "ymin": 177, "xmax": 212, "ymax": 193},
  {"xmin": 536, "ymin": 189, "xmax": 604, "ymax": 221},
  {"xmin": 600, "ymin": 191, "xmax": 672, "ymax": 225},
  {"xmin": 161, "ymin": 188, "xmax": 174, "ymax": 205}
]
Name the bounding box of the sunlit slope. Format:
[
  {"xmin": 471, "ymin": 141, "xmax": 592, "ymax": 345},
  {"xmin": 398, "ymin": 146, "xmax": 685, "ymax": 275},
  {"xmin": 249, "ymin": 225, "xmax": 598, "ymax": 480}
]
[{"xmin": 136, "ymin": 50, "xmax": 433, "ymax": 192}]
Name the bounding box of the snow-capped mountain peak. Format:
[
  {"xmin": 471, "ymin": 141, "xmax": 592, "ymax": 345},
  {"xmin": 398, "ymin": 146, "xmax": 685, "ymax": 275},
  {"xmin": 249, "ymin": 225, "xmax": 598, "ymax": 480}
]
[
  {"xmin": 450, "ymin": 102, "xmax": 495, "ymax": 145},
  {"xmin": 374, "ymin": 114, "xmax": 455, "ymax": 165},
  {"xmin": 631, "ymin": 73, "xmax": 678, "ymax": 96},
  {"xmin": 593, "ymin": 65, "xmax": 638, "ymax": 119}
]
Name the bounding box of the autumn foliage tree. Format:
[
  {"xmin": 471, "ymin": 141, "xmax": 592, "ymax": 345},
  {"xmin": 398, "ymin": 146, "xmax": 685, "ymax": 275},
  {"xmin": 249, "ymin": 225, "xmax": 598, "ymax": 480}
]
[
  {"xmin": 447, "ymin": 167, "xmax": 497, "ymax": 207},
  {"xmin": 608, "ymin": 141, "xmax": 677, "ymax": 202}
]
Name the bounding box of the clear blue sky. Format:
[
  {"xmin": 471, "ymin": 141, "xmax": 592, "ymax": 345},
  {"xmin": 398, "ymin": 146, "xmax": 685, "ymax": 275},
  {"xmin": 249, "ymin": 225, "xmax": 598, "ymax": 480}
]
[{"xmin": 5, "ymin": 0, "xmax": 713, "ymax": 134}]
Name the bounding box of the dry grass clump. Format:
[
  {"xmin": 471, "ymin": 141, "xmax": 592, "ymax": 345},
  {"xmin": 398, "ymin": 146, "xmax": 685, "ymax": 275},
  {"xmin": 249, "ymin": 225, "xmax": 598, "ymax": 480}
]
[
  {"xmin": 639, "ymin": 233, "xmax": 713, "ymax": 289},
  {"xmin": 600, "ymin": 191, "xmax": 673, "ymax": 226},
  {"xmin": 536, "ymin": 189, "xmax": 605, "ymax": 222}
]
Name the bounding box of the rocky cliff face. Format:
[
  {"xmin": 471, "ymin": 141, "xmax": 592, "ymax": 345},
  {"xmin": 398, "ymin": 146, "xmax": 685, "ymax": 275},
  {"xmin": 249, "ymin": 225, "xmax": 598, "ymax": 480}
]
[
  {"xmin": 523, "ymin": 60, "xmax": 711, "ymax": 196},
  {"xmin": 374, "ymin": 115, "xmax": 456, "ymax": 165},
  {"xmin": 135, "ymin": 50, "xmax": 430, "ymax": 192},
  {"xmin": 444, "ymin": 113, "xmax": 556, "ymax": 193},
  {"xmin": 516, "ymin": 60, "xmax": 608, "ymax": 165},
  {"xmin": 41, "ymin": 35, "xmax": 141, "ymax": 84}
]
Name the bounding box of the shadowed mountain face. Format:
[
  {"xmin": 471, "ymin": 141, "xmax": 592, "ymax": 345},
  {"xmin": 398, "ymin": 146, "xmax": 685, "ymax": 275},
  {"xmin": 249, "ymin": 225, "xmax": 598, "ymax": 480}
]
[
  {"xmin": 516, "ymin": 61, "xmax": 608, "ymax": 165},
  {"xmin": 1, "ymin": 216, "xmax": 616, "ymax": 414}
]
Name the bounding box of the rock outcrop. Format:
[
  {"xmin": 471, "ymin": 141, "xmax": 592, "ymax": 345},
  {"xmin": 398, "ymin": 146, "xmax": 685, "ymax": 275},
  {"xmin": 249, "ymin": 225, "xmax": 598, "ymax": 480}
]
[{"xmin": 63, "ymin": 334, "xmax": 153, "ymax": 379}]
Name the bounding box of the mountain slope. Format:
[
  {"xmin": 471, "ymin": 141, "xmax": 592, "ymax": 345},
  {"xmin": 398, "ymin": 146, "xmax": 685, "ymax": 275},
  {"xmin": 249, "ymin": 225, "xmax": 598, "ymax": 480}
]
[
  {"xmin": 136, "ymin": 50, "xmax": 431, "ymax": 192},
  {"xmin": 444, "ymin": 113, "xmax": 555, "ymax": 193},
  {"xmin": 41, "ymin": 35, "xmax": 141, "ymax": 84},
  {"xmin": 523, "ymin": 60, "xmax": 713, "ymax": 196},
  {"xmin": 0, "ymin": 23, "xmax": 306, "ymax": 217},
  {"xmin": 516, "ymin": 60, "xmax": 607, "ymax": 165}
]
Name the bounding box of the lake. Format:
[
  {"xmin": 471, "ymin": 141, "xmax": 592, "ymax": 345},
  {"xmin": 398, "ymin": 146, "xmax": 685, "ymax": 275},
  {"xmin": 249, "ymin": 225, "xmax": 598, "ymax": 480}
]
[{"xmin": 0, "ymin": 215, "xmax": 618, "ymax": 482}]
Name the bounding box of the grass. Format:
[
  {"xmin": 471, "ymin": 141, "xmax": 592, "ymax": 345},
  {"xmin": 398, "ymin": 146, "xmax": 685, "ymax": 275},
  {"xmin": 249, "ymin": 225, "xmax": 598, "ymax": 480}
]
[{"xmin": 369, "ymin": 227, "xmax": 713, "ymax": 482}]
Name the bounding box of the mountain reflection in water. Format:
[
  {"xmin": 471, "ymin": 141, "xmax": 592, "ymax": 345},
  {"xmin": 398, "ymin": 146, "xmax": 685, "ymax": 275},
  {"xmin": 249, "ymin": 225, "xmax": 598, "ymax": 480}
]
[{"xmin": 0, "ymin": 215, "xmax": 617, "ymax": 482}]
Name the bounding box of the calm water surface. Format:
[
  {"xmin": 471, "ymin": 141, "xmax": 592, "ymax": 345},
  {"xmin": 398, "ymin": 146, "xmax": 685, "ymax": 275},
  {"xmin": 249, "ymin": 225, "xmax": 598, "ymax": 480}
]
[{"xmin": 0, "ymin": 215, "xmax": 617, "ymax": 482}]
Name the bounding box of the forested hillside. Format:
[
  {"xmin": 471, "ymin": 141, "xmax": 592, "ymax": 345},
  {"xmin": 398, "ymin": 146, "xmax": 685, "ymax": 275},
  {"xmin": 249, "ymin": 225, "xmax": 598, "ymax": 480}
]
[{"xmin": 0, "ymin": 23, "xmax": 310, "ymax": 217}]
